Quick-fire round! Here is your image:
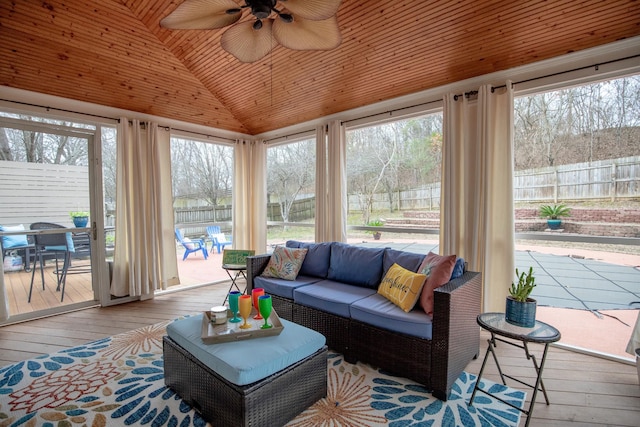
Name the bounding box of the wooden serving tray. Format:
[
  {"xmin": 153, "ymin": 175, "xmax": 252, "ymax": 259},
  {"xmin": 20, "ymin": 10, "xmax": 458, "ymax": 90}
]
[{"xmin": 200, "ymin": 308, "xmax": 284, "ymax": 344}]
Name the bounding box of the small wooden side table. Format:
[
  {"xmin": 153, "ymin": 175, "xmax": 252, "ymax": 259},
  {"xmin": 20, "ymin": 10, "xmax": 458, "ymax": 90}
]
[{"xmin": 469, "ymin": 312, "xmax": 561, "ymax": 427}]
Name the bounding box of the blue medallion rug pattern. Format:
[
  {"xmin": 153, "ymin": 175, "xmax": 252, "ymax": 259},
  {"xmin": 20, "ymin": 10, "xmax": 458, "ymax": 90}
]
[{"xmin": 0, "ymin": 320, "xmax": 525, "ymax": 426}]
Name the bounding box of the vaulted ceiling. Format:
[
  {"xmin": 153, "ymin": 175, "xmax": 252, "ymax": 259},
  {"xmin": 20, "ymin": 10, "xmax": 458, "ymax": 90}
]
[{"xmin": 1, "ymin": 1, "xmax": 639, "ymax": 135}]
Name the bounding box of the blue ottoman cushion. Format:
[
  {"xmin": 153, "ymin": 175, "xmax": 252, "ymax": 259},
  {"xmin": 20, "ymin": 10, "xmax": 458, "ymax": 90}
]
[{"xmin": 166, "ymin": 314, "xmax": 326, "ymax": 386}]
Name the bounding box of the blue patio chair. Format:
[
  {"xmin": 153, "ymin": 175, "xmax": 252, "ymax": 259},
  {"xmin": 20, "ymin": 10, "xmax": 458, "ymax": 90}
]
[
  {"xmin": 175, "ymin": 228, "xmax": 208, "ymax": 261},
  {"xmin": 206, "ymin": 225, "xmax": 232, "ymax": 254}
]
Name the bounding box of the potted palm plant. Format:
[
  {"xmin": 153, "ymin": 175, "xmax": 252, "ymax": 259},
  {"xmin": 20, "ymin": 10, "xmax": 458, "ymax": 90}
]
[
  {"xmin": 505, "ymin": 267, "xmax": 537, "ymax": 327},
  {"xmin": 70, "ymin": 211, "xmax": 90, "ymax": 227},
  {"xmin": 539, "ymin": 204, "xmax": 571, "ymax": 230}
]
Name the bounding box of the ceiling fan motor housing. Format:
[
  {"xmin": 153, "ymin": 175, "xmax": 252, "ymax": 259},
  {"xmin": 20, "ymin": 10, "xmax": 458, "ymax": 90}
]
[{"xmin": 246, "ymin": 0, "xmax": 277, "ymax": 20}]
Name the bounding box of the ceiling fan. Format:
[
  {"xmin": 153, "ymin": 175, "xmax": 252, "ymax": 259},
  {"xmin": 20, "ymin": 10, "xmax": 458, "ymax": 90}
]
[{"xmin": 160, "ymin": 0, "xmax": 343, "ymax": 63}]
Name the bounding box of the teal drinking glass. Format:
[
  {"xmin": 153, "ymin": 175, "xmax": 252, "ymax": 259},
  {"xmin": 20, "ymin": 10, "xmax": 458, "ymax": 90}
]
[
  {"xmin": 228, "ymin": 291, "xmax": 242, "ymax": 323},
  {"xmin": 258, "ymin": 295, "xmax": 273, "ymax": 329}
]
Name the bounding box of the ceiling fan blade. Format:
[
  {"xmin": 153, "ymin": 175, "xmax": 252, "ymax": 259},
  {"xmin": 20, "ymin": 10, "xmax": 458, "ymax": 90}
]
[
  {"xmin": 273, "ymin": 15, "xmax": 341, "ymax": 51},
  {"xmin": 278, "ymin": 0, "xmax": 342, "ymax": 20},
  {"xmin": 221, "ymin": 20, "xmax": 277, "ymax": 63},
  {"xmin": 160, "ymin": 0, "xmax": 241, "ymax": 30}
]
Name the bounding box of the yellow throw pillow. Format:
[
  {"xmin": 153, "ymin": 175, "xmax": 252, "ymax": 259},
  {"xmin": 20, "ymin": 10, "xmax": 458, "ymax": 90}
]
[{"xmin": 377, "ymin": 263, "xmax": 427, "ymax": 312}]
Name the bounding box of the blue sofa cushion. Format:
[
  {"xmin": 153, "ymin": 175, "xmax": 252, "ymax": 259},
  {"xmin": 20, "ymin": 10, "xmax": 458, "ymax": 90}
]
[
  {"xmin": 451, "ymin": 257, "xmax": 465, "ymax": 280},
  {"xmin": 167, "ymin": 315, "xmax": 325, "ymax": 386},
  {"xmin": 327, "ymin": 242, "xmax": 385, "ymax": 289},
  {"xmin": 293, "ymin": 280, "xmax": 377, "ymax": 318},
  {"xmin": 286, "ymin": 240, "xmax": 331, "ymax": 278},
  {"xmin": 254, "ymin": 275, "xmax": 321, "ymax": 300},
  {"xmin": 350, "ymin": 293, "xmax": 434, "ymax": 340},
  {"xmin": 382, "ymin": 248, "xmax": 426, "ymax": 276}
]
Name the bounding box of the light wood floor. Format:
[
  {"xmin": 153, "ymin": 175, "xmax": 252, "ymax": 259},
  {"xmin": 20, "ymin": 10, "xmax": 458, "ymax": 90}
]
[{"xmin": 0, "ymin": 283, "xmax": 638, "ymax": 426}]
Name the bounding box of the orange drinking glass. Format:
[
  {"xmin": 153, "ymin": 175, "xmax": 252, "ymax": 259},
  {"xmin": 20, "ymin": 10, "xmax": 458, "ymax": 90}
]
[{"xmin": 252, "ymin": 288, "xmax": 265, "ymax": 319}]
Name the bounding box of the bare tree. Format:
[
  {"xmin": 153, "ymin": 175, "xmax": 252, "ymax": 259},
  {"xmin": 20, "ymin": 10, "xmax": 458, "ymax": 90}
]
[
  {"xmin": 267, "ymin": 139, "xmax": 315, "ymax": 223},
  {"xmin": 170, "ymin": 138, "xmax": 233, "ymax": 215}
]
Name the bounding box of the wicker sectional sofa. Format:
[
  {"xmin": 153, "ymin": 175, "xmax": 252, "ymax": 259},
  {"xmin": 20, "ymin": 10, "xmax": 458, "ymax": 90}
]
[{"xmin": 247, "ymin": 241, "xmax": 482, "ymax": 401}]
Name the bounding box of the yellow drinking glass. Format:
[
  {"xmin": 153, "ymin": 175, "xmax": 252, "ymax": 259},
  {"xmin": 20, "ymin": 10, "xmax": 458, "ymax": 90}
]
[{"xmin": 238, "ymin": 295, "xmax": 253, "ymax": 329}]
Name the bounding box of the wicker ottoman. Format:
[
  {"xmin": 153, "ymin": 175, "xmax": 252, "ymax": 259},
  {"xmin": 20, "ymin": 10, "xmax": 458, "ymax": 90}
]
[{"xmin": 163, "ymin": 315, "xmax": 328, "ymax": 427}]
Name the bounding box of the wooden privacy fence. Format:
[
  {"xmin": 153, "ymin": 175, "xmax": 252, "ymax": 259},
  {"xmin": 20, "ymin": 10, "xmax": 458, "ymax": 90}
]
[
  {"xmin": 349, "ymin": 156, "xmax": 640, "ymax": 213},
  {"xmin": 514, "ymin": 156, "xmax": 640, "ymax": 203},
  {"xmin": 0, "ymin": 161, "xmax": 90, "ymax": 227}
]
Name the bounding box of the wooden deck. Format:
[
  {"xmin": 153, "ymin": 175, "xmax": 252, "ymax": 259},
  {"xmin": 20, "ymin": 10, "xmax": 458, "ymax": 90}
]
[
  {"xmin": 3, "ymin": 248, "xmax": 232, "ymax": 318},
  {"xmin": 0, "ymin": 284, "xmax": 637, "ymax": 426}
]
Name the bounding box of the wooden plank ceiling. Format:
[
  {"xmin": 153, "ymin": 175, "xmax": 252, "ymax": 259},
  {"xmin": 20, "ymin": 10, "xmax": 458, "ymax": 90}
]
[{"xmin": 1, "ymin": 1, "xmax": 639, "ymax": 135}]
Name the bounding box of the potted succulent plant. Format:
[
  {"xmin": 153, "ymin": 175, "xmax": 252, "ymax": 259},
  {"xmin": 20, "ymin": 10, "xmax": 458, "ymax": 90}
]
[
  {"xmin": 367, "ymin": 219, "xmax": 384, "ymax": 240},
  {"xmin": 70, "ymin": 211, "xmax": 90, "ymax": 228},
  {"xmin": 539, "ymin": 203, "xmax": 571, "ymax": 230},
  {"xmin": 505, "ymin": 267, "xmax": 537, "ymax": 327}
]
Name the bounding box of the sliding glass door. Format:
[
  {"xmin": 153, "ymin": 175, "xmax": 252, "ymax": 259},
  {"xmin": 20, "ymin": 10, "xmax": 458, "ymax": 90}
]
[{"xmin": 0, "ymin": 116, "xmax": 105, "ymax": 323}]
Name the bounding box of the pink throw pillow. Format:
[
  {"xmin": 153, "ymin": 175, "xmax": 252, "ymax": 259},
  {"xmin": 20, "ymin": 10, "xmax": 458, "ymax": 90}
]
[{"xmin": 417, "ymin": 252, "xmax": 457, "ymax": 316}]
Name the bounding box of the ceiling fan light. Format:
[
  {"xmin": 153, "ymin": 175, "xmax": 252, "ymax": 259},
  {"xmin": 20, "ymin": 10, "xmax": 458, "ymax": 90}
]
[
  {"xmin": 278, "ymin": 13, "xmax": 293, "ymax": 23},
  {"xmin": 253, "ymin": 20, "xmax": 263, "ymax": 30}
]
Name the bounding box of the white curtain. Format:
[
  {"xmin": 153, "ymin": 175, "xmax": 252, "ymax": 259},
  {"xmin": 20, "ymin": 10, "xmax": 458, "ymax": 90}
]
[
  {"xmin": 233, "ymin": 139, "xmax": 267, "ymax": 253},
  {"xmin": 110, "ymin": 119, "xmax": 178, "ymax": 298},
  {"xmin": 441, "ymin": 83, "xmax": 515, "ymax": 312},
  {"xmin": 314, "ymin": 125, "xmax": 328, "ymax": 242},
  {"xmin": 326, "ymin": 120, "xmax": 347, "ymax": 242}
]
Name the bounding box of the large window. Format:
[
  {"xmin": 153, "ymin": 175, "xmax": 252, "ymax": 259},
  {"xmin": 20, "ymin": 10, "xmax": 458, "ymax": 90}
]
[
  {"xmin": 345, "ymin": 113, "xmax": 443, "ymax": 243},
  {"xmin": 513, "ymin": 75, "xmax": 640, "ymax": 361},
  {"xmin": 170, "ymin": 136, "xmax": 234, "ymax": 287},
  {"xmin": 266, "ymin": 138, "xmax": 316, "ymax": 245}
]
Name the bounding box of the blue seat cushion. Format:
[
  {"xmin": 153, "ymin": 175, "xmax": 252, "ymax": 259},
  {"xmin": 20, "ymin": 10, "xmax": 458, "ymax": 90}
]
[
  {"xmin": 382, "ymin": 248, "xmax": 426, "ymax": 276},
  {"xmin": 254, "ymin": 275, "xmax": 321, "ymax": 299},
  {"xmin": 166, "ymin": 315, "xmax": 326, "ymax": 386},
  {"xmin": 44, "ymin": 232, "xmax": 75, "ymax": 253},
  {"xmin": 327, "ymin": 242, "xmax": 385, "ymax": 289},
  {"xmin": 286, "ymin": 240, "xmax": 332, "ymax": 278},
  {"xmin": 293, "ymin": 280, "xmax": 376, "ymax": 318},
  {"xmin": 0, "ymin": 224, "xmax": 29, "ymax": 249},
  {"xmin": 350, "ymin": 293, "xmax": 434, "ymax": 340}
]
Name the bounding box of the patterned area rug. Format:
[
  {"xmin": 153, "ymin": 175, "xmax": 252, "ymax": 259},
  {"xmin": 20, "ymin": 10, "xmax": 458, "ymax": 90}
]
[{"xmin": 0, "ymin": 320, "xmax": 525, "ymax": 426}]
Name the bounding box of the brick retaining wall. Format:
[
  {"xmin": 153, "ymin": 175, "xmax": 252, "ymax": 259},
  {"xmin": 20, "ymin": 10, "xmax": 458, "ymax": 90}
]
[{"xmin": 391, "ymin": 208, "xmax": 640, "ymax": 237}]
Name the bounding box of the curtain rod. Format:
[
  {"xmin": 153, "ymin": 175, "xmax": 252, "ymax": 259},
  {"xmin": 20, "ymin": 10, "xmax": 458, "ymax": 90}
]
[
  {"xmin": 341, "ymin": 99, "xmax": 441, "ymax": 126},
  {"xmin": 0, "ymin": 98, "xmax": 116, "ymax": 121},
  {"xmin": 505, "ymin": 53, "xmax": 640, "ymax": 89},
  {"xmin": 0, "ymin": 98, "xmax": 237, "ymax": 142},
  {"xmin": 169, "ymin": 126, "xmax": 236, "ymax": 143},
  {"xmin": 264, "ymin": 128, "xmax": 316, "ymax": 144}
]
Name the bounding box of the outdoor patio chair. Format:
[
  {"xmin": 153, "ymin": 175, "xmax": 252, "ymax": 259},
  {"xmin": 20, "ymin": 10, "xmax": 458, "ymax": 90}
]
[
  {"xmin": 206, "ymin": 225, "xmax": 232, "ymax": 254},
  {"xmin": 29, "ymin": 222, "xmax": 75, "ymax": 303},
  {"xmin": 175, "ymin": 228, "xmax": 208, "ymax": 261}
]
